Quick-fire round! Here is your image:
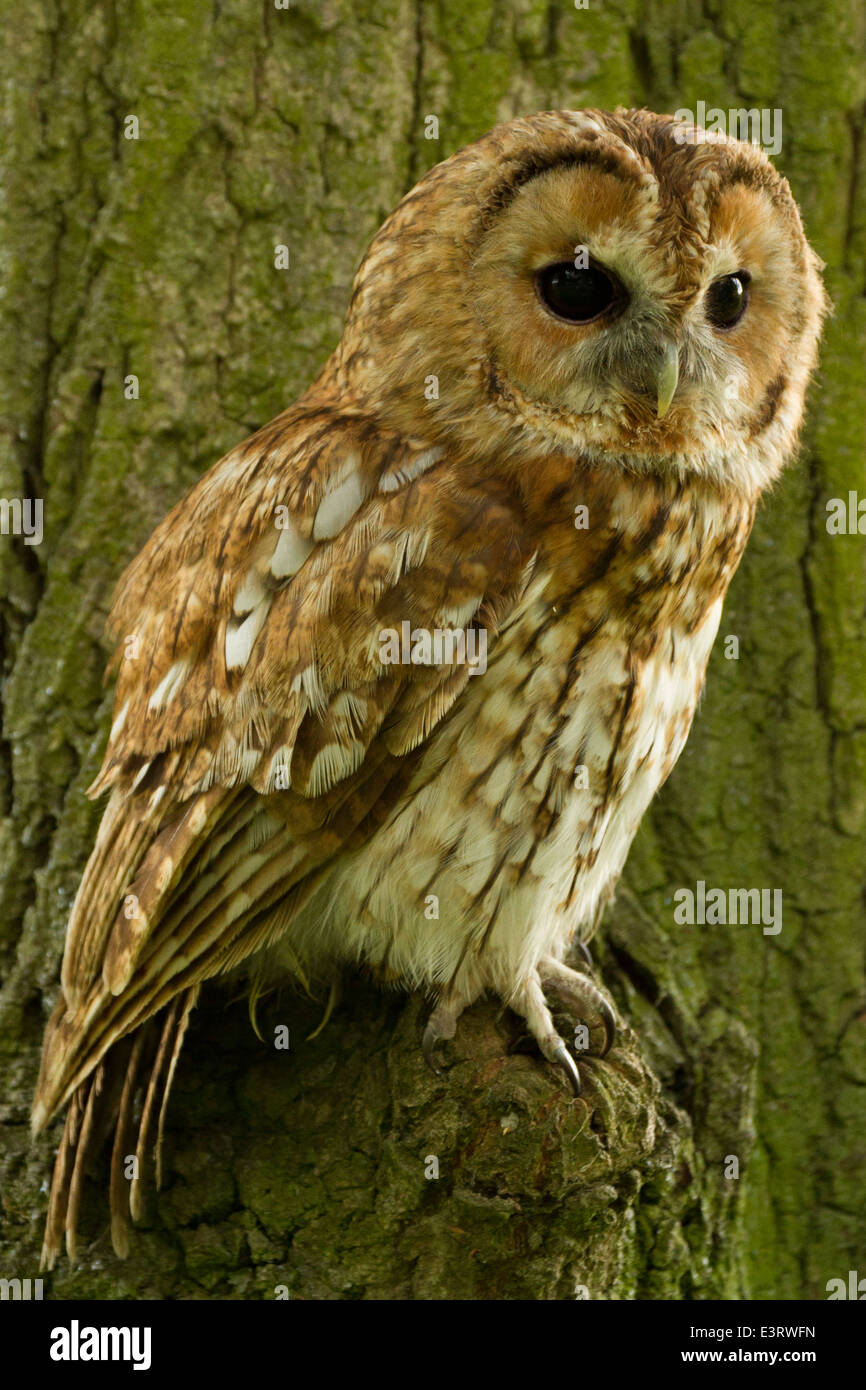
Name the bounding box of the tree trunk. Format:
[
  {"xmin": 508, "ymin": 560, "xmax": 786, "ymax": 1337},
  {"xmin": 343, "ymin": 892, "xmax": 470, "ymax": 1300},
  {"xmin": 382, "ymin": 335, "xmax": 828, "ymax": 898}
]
[{"xmin": 1, "ymin": 0, "xmax": 863, "ymax": 1300}]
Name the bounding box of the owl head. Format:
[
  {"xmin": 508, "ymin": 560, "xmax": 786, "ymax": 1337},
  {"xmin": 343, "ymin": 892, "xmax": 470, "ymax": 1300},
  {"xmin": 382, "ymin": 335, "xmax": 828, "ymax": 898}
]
[{"xmin": 335, "ymin": 108, "xmax": 828, "ymax": 494}]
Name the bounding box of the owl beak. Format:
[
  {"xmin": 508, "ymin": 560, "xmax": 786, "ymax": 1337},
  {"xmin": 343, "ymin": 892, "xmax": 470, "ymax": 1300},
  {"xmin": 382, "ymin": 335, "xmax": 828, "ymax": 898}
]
[{"xmin": 656, "ymin": 340, "xmax": 680, "ymax": 419}]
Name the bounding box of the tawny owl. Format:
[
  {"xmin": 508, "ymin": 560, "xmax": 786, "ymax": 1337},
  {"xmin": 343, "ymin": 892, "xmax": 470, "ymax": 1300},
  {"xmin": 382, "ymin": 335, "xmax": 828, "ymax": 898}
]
[{"xmin": 33, "ymin": 108, "xmax": 826, "ymax": 1267}]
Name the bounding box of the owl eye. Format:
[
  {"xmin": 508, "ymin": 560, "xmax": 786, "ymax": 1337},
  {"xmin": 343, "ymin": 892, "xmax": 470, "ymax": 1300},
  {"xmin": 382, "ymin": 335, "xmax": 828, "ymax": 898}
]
[
  {"xmin": 536, "ymin": 262, "xmax": 620, "ymax": 323},
  {"xmin": 706, "ymin": 270, "xmax": 751, "ymax": 328}
]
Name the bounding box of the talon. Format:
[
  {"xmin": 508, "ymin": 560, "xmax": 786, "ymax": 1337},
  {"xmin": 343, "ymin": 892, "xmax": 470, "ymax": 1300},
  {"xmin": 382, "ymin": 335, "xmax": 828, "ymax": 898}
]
[
  {"xmin": 538, "ymin": 956, "xmax": 618, "ymax": 1059},
  {"xmin": 597, "ymin": 997, "xmax": 616, "ymax": 1058},
  {"xmin": 508, "ymin": 974, "xmax": 588, "ymax": 1095},
  {"xmin": 550, "ymin": 1039, "xmax": 582, "ymax": 1096},
  {"xmin": 575, "ymin": 939, "xmax": 594, "ymax": 972}
]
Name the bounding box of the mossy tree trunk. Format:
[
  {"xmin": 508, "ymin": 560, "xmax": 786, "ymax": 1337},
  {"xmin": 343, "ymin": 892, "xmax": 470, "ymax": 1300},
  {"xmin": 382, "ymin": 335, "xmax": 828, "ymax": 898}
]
[{"xmin": 1, "ymin": 0, "xmax": 863, "ymax": 1300}]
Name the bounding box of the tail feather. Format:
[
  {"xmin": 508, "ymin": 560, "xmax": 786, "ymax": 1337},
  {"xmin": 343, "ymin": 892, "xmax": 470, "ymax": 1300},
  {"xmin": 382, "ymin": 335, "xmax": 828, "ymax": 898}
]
[
  {"xmin": 64, "ymin": 1063, "xmax": 104, "ymax": 1264},
  {"xmin": 155, "ymin": 987, "xmax": 198, "ymax": 1190},
  {"xmin": 109, "ymin": 1030, "xmax": 147, "ymax": 1260},
  {"xmin": 41, "ymin": 1086, "xmax": 86, "ymax": 1271},
  {"xmin": 130, "ymin": 997, "xmax": 180, "ymax": 1221},
  {"xmin": 39, "ymin": 989, "xmax": 198, "ymax": 1267}
]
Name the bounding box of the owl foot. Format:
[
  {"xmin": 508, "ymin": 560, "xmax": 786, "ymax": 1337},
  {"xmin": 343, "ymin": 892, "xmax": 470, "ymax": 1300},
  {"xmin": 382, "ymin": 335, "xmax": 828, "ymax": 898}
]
[
  {"xmin": 510, "ymin": 972, "xmax": 584, "ymax": 1094},
  {"xmin": 421, "ymin": 959, "xmax": 616, "ymax": 1094},
  {"xmin": 509, "ymin": 961, "xmax": 617, "ymax": 1095},
  {"xmin": 539, "ymin": 956, "xmax": 616, "ymax": 1058}
]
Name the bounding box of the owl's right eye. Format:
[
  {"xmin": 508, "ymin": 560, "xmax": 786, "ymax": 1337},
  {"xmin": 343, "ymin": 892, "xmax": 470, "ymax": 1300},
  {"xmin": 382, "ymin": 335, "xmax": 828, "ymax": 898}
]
[
  {"xmin": 705, "ymin": 271, "xmax": 751, "ymax": 328},
  {"xmin": 536, "ymin": 262, "xmax": 620, "ymax": 323}
]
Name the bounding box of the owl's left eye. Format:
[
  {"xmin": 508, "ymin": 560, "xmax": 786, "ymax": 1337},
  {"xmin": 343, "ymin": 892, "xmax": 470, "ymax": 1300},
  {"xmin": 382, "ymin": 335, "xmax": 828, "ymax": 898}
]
[
  {"xmin": 706, "ymin": 271, "xmax": 751, "ymax": 328},
  {"xmin": 536, "ymin": 262, "xmax": 620, "ymax": 323}
]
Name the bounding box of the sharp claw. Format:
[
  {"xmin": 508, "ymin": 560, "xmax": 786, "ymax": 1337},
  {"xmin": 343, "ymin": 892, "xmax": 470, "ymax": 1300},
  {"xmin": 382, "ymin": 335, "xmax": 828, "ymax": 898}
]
[
  {"xmin": 575, "ymin": 939, "xmax": 594, "ymax": 971},
  {"xmin": 550, "ymin": 1040, "xmax": 582, "ymax": 1096},
  {"xmin": 597, "ymin": 998, "xmax": 616, "ymax": 1058},
  {"xmin": 539, "ymin": 957, "xmax": 616, "ymax": 1060}
]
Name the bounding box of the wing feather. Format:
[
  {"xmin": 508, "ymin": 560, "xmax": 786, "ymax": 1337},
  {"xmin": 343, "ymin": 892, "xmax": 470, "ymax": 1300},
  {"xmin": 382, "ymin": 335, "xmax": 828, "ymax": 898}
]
[{"xmin": 34, "ymin": 387, "xmax": 532, "ymax": 1134}]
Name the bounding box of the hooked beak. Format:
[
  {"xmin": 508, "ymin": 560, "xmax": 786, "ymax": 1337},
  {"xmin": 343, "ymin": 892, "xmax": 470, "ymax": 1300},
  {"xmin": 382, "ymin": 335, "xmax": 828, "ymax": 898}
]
[{"xmin": 656, "ymin": 339, "xmax": 680, "ymax": 419}]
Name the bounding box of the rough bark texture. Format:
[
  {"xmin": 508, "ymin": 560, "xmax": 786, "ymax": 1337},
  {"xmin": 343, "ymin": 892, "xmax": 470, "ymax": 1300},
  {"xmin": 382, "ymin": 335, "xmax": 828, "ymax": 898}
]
[{"xmin": 1, "ymin": 0, "xmax": 864, "ymax": 1301}]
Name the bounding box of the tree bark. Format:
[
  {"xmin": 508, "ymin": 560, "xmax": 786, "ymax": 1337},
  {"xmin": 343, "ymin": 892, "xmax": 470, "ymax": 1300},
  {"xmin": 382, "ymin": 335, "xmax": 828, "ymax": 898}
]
[{"xmin": 1, "ymin": 0, "xmax": 864, "ymax": 1300}]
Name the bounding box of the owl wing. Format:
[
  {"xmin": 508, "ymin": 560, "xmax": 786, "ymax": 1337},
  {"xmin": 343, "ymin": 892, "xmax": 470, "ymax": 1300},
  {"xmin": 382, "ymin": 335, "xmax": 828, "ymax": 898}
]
[{"xmin": 33, "ymin": 391, "xmax": 536, "ymax": 1134}]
